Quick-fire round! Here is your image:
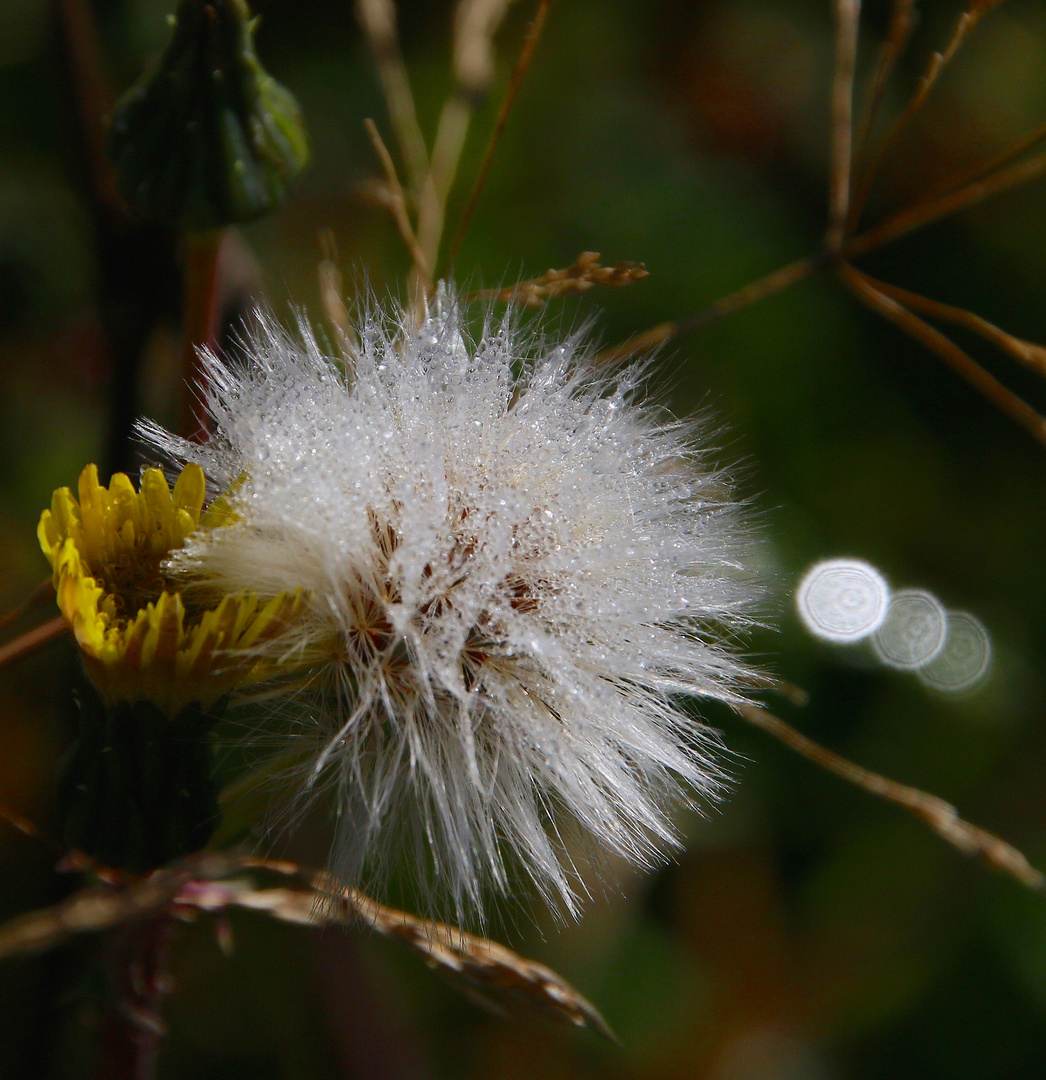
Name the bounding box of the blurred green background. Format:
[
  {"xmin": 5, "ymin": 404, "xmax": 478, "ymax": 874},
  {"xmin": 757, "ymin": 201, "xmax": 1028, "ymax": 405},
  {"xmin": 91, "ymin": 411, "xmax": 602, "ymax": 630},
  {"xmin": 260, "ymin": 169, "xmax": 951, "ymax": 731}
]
[{"xmin": 2, "ymin": 0, "xmax": 1046, "ymax": 1076}]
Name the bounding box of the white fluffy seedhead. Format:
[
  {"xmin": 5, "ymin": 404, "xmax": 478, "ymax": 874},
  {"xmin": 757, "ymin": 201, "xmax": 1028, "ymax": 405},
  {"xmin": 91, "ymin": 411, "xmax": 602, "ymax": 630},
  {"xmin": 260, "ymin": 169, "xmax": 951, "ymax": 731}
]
[{"xmin": 140, "ymin": 289, "xmax": 763, "ymax": 922}]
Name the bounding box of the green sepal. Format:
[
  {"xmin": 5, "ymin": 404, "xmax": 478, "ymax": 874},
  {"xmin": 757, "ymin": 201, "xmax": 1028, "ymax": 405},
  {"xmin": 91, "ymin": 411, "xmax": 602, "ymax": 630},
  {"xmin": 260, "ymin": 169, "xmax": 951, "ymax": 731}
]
[
  {"xmin": 58, "ymin": 686, "xmax": 226, "ymax": 872},
  {"xmin": 107, "ymin": 0, "xmax": 309, "ymax": 230}
]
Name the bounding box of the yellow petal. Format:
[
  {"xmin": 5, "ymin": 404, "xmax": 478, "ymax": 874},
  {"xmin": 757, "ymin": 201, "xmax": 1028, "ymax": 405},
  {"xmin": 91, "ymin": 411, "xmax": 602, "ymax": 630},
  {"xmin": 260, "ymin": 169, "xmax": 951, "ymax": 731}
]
[
  {"xmin": 39, "ymin": 462, "xmax": 308, "ymax": 713},
  {"xmin": 172, "ymin": 463, "xmax": 207, "ymax": 525}
]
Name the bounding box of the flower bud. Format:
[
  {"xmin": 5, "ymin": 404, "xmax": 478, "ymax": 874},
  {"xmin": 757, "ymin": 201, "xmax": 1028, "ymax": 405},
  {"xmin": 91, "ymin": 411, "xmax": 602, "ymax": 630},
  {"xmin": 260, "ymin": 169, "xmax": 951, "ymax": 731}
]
[{"xmin": 108, "ymin": 0, "xmax": 309, "ymax": 230}]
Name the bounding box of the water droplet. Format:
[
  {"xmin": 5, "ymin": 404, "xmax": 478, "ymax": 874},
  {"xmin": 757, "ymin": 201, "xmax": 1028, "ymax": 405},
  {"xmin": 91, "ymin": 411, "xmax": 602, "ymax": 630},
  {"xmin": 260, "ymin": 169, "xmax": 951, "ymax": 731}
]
[
  {"xmin": 918, "ymin": 612, "xmax": 991, "ymax": 693},
  {"xmin": 796, "ymin": 558, "xmax": 890, "ymax": 643},
  {"xmin": 873, "ymin": 589, "xmax": 947, "ymax": 669}
]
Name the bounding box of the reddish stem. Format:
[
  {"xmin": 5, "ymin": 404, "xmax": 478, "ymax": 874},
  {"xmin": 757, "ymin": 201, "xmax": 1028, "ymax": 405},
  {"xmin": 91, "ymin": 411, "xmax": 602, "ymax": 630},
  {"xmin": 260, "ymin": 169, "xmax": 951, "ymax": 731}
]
[
  {"xmin": 180, "ymin": 231, "xmax": 226, "ymax": 441},
  {"xmin": 0, "ymin": 616, "xmax": 68, "ymax": 669},
  {"xmin": 99, "ymin": 915, "xmax": 173, "ymax": 1080}
]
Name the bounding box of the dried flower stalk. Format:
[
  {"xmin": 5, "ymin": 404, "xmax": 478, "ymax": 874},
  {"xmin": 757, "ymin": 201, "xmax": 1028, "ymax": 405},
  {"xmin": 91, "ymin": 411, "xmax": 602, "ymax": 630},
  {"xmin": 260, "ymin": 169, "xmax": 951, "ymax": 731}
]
[
  {"xmin": 0, "ymin": 852, "xmax": 613, "ymax": 1038},
  {"xmin": 737, "ymin": 704, "xmax": 1044, "ymax": 890},
  {"xmin": 826, "ymin": 0, "xmax": 862, "ymax": 251},
  {"xmin": 356, "ymin": 0, "xmax": 430, "ymax": 197},
  {"xmin": 449, "ymin": 0, "xmax": 557, "ymax": 268},
  {"xmin": 839, "ymin": 264, "xmax": 1046, "ymax": 444},
  {"xmin": 474, "ymin": 251, "xmax": 649, "ymax": 308}
]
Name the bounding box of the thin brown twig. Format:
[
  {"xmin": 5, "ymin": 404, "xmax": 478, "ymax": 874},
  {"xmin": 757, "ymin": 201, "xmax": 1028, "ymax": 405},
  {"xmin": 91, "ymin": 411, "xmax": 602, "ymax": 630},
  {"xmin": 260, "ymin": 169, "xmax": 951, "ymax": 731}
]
[
  {"xmin": 179, "ymin": 230, "xmax": 225, "ymax": 442},
  {"xmin": 840, "ymin": 263, "xmax": 1046, "ymax": 444},
  {"xmin": 771, "ymin": 680, "xmax": 812, "ymax": 708},
  {"xmin": 848, "ymin": 0, "xmax": 917, "ymax": 229},
  {"xmin": 356, "ymin": 0, "xmax": 430, "ymax": 198},
  {"xmin": 595, "ymin": 252, "xmax": 825, "ymax": 364},
  {"xmin": 594, "ymin": 2, "xmax": 1036, "ymax": 377},
  {"xmin": 1, "ymin": 795, "xmax": 123, "ymax": 887},
  {"xmin": 0, "ymin": 853, "xmax": 613, "ymax": 1038},
  {"xmin": 0, "ymin": 578, "xmax": 54, "ymax": 633},
  {"xmin": 448, "ymin": 0, "xmax": 557, "ymax": 268},
  {"xmin": 848, "ymin": 147, "xmax": 1046, "ymax": 258},
  {"xmin": 0, "ymin": 616, "xmax": 69, "ymax": 669},
  {"xmin": 0, "ymin": 804, "xmax": 65, "ymax": 856},
  {"xmin": 826, "ymin": 0, "xmax": 862, "ymax": 251},
  {"xmin": 418, "ymin": 0, "xmax": 521, "ymax": 281},
  {"xmin": 857, "ymin": 274, "xmax": 1046, "ymax": 378},
  {"xmin": 317, "ymin": 230, "xmax": 351, "ymax": 351},
  {"xmin": 0, "ymin": 859, "xmax": 215, "ymax": 960},
  {"xmin": 737, "ymin": 703, "xmax": 1044, "ymax": 890},
  {"xmin": 363, "ymin": 118, "xmax": 431, "ymax": 293},
  {"xmin": 913, "ymin": 116, "xmax": 1046, "ymax": 208},
  {"xmin": 849, "ymin": 1, "xmax": 1005, "ymax": 225},
  {"xmin": 211, "ymin": 865, "xmax": 615, "ymax": 1038},
  {"xmin": 599, "ymin": 141, "xmax": 1046, "ymax": 366}
]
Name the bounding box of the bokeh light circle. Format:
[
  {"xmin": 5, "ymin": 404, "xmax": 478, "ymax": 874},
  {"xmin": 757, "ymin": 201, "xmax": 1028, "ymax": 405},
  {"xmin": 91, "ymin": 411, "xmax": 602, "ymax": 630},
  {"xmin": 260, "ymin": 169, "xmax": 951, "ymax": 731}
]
[
  {"xmin": 918, "ymin": 612, "xmax": 992, "ymax": 694},
  {"xmin": 872, "ymin": 589, "xmax": 947, "ymax": 670},
  {"xmin": 796, "ymin": 558, "xmax": 890, "ymax": 643}
]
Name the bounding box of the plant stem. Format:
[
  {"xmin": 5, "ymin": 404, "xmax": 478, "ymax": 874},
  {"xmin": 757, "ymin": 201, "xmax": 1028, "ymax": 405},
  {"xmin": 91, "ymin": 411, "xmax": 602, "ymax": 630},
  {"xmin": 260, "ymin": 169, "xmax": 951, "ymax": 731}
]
[
  {"xmin": 448, "ymin": 0, "xmax": 557, "ymax": 269},
  {"xmin": 596, "ymin": 252, "xmax": 826, "ymax": 364},
  {"xmin": 826, "ymin": 0, "xmax": 861, "ymax": 252},
  {"xmin": 0, "ymin": 617, "xmax": 68, "ymax": 669},
  {"xmin": 737, "ymin": 704, "xmax": 1044, "ymax": 890},
  {"xmin": 99, "ymin": 915, "xmax": 173, "ymax": 1080},
  {"xmin": 179, "ymin": 230, "xmax": 225, "ymax": 441}
]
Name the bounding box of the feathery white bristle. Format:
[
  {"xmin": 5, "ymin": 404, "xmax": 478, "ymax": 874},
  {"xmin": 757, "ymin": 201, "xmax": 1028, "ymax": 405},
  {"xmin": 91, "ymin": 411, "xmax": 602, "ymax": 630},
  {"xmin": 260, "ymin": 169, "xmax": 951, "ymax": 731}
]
[{"xmin": 139, "ymin": 288, "xmax": 762, "ymax": 921}]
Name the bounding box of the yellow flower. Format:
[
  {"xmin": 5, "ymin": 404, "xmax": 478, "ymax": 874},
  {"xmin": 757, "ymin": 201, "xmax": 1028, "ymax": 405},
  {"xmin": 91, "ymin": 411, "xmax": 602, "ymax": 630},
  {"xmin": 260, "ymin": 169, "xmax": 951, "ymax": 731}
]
[{"xmin": 38, "ymin": 463, "xmax": 303, "ymax": 714}]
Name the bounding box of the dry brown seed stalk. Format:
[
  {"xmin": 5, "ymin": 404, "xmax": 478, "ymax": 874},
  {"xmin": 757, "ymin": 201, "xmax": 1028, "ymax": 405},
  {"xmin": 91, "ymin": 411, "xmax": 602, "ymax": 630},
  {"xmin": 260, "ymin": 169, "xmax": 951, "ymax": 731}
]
[
  {"xmin": 363, "ymin": 118, "xmax": 431, "ymax": 292},
  {"xmin": 910, "ymin": 117, "xmax": 1046, "ymax": 209},
  {"xmin": 826, "ymin": 0, "xmax": 862, "ymax": 251},
  {"xmin": 0, "ymin": 853, "xmax": 613, "ymax": 1039},
  {"xmin": 839, "ymin": 264, "xmax": 1046, "ymax": 445},
  {"xmin": 600, "ymin": 136, "xmax": 1046, "ymax": 368},
  {"xmin": 449, "ymin": 0, "xmax": 557, "ymax": 268},
  {"xmin": 850, "ymin": 1, "xmax": 1007, "ymax": 224},
  {"xmin": 849, "ymin": 0, "xmax": 917, "ymax": 207},
  {"xmin": 0, "ymin": 858, "xmax": 220, "ymax": 960},
  {"xmin": 317, "ymin": 230, "xmax": 351, "ymax": 350},
  {"xmin": 848, "ymin": 148, "xmax": 1046, "ymax": 259},
  {"xmin": 473, "ymin": 252, "xmax": 649, "ymax": 308},
  {"xmin": 596, "ymin": 253, "xmax": 822, "ymax": 364},
  {"xmin": 857, "ymin": 275, "xmax": 1046, "ymax": 378},
  {"xmin": 197, "ymin": 870, "xmax": 615, "ymax": 1038},
  {"xmin": 419, "ymin": 1, "xmax": 523, "ymax": 278},
  {"xmin": 600, "ymin": 0, "xmax": 1040, "ymax": 413},
  {"xmin": 737, "ymin": 704, "xmax": 1044, "ymax": 890},
  {"xmin": 0, "ymin": 804, "xmax": 65, "ymax": 856},
  {"xmin": 356, "ymin": 0, "xmax": 430, "ymax": 197}
]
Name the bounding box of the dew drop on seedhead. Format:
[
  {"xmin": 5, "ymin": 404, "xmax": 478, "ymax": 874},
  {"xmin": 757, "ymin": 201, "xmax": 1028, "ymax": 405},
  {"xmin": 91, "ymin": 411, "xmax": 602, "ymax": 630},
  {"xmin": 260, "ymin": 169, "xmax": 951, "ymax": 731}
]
[
  {"xmin": 873, "ymin": 589, "xmax": 947, "ymax": 669},
  {"xmin": 796, "ymin": 557, "xmax": 890, "ymax": 643},
  {"xmin": 918, "ymin": 611, "xmax": 991, "ymax": 693}
]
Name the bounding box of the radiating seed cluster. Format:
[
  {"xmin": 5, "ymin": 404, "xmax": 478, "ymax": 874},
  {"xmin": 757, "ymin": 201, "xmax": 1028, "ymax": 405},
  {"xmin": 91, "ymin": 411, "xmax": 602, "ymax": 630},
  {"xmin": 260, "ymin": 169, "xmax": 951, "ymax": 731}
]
[{"xmin": 141, "ymin": 291, "xmax": 762, "ymax": 919}]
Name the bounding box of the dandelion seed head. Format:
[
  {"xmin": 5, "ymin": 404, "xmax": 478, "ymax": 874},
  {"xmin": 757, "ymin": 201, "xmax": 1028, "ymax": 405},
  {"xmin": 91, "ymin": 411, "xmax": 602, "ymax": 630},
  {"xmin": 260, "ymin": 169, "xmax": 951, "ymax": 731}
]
[{"xmin": 140, "ymin": 288, "xmax": 762, "ymax": 920}]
